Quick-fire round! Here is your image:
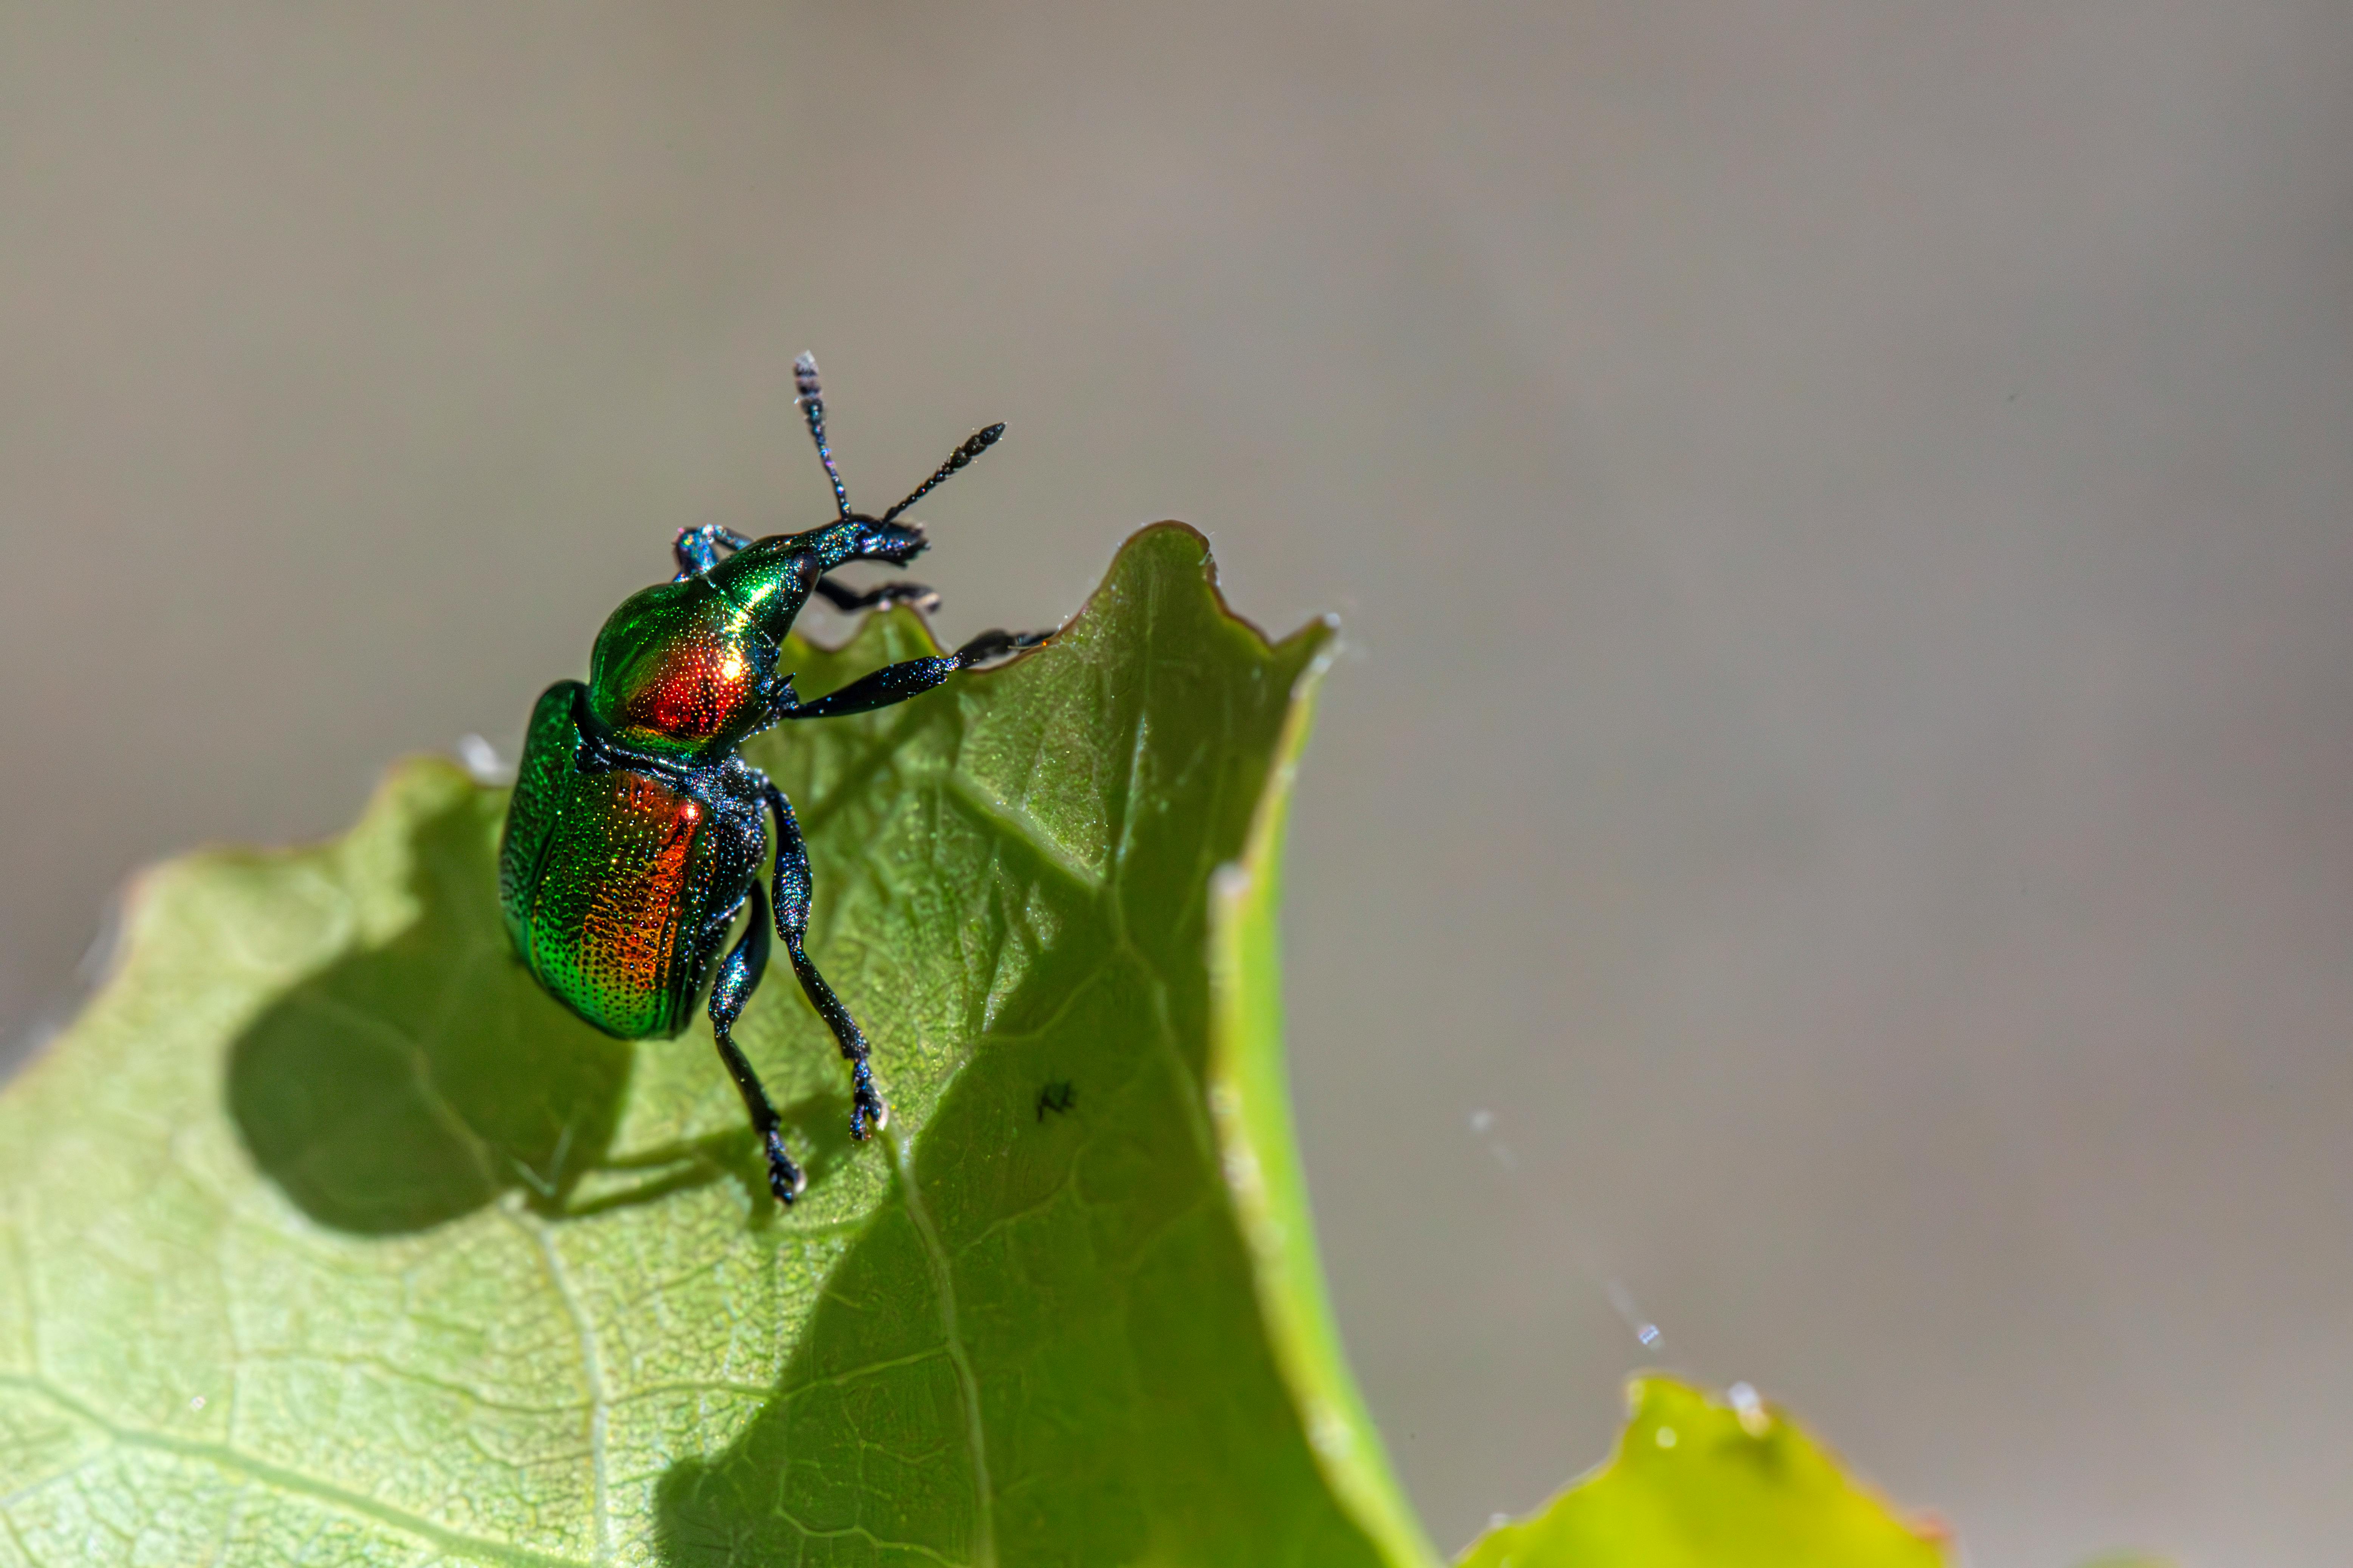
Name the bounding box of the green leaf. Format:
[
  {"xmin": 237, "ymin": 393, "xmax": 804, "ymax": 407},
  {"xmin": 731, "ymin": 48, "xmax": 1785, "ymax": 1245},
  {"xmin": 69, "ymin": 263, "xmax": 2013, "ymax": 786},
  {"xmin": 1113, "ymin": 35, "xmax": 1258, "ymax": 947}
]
[
  {"xmin": 0, "ymin": 524, "xmax": 1434, "ymax": 1568},
  {"xmin": 1454, "ymin": 1378, "xmax": 1951, "ymax": 1568}
]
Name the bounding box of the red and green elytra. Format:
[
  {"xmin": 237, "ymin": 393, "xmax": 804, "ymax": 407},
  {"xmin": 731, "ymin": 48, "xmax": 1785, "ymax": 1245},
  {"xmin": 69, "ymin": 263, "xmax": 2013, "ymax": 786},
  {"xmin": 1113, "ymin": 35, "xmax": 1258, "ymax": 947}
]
[{"xmin": 497, "ymin": 354, "xmax": 1048, "ymax": 1203}]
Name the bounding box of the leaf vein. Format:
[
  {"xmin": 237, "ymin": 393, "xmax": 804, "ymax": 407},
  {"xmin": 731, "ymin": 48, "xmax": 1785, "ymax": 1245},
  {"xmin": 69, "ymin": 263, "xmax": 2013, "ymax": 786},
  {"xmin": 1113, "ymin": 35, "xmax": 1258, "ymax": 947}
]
[
  {"xmin": 937, "ymin": 773, "xmax": 1100, "ymax": 897},
  {"xmin": 505, "ymin": 1207, "xmax": 611, "ymax": 1566},
  {"xmin": 0, "ymin": 1372, "xmax": 591, "ymax": 1568},
  {"xmin": 885, "ymin": 1131, "xmax": 996, "ymax": 1568}
]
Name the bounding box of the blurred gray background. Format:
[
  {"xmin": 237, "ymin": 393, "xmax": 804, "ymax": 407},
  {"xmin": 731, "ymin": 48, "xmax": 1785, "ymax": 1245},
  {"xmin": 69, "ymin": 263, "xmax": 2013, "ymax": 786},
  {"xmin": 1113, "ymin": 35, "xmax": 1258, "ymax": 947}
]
[{"xmin": 3, "ymin": 3, "xmax": 2349, "ymax": 1562}]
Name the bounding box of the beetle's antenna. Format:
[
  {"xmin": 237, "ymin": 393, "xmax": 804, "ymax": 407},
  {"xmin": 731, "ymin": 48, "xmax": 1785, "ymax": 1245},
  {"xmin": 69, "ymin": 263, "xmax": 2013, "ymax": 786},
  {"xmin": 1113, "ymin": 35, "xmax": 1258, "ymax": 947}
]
[
  {"xmin": 794, "ymin": 352, "xmax": 853, "ymax": 521},
  {"xmin": 881, "ymin": 423, "xmax": 1006, "ymax": 523}
]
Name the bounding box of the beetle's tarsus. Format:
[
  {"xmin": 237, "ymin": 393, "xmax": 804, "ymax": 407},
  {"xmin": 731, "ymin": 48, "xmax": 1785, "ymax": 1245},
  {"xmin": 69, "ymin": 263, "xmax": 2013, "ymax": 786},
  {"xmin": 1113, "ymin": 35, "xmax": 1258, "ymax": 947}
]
[
  {"xmin": 951, "ymin": 627, "xmax": 1054, "ymax": 669},
  {"xmin": 765, "ymin": 1129, "xmax": 807, "ymax": 1203},
  {"xmin": 849, "ymin": 1063, "xmax": 888, "ymax": 1141},
  {"xmin": 812, "ymin": 575, "xmax": 943, "ymax": 616}
]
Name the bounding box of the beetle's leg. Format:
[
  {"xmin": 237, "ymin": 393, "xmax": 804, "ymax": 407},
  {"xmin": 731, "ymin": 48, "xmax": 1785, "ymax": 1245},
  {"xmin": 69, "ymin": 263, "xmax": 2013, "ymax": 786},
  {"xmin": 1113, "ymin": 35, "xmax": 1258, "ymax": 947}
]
[
  {"xmin": 760, "ymin": 781, "xmax": 888, "ymax": 1141},
  {"xmin": 946, "ymin": 627, "xmax": 1053, "ymax": 665},
  {"xmin": 812, "ymin": 575, "xmax": 942, "ymax": 615},
  {"xmin": 673, "ymin": 526, "xmax": 756, "ymax": 581},
  {"xmin": 708, "ymin": 880, "xmax": 806, "ymax": 1204},
  {"xmin": 774, "ymin": 628, "xmax": 1053, "ymax": 722}
]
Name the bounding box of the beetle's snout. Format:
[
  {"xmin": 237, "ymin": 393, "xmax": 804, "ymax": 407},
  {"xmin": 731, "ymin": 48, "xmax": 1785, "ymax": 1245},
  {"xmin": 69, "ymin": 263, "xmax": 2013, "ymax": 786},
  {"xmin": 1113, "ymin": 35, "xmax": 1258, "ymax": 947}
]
[{"xmin": 855, "ymin": 518, "xmax": 929, "ymax": 565}]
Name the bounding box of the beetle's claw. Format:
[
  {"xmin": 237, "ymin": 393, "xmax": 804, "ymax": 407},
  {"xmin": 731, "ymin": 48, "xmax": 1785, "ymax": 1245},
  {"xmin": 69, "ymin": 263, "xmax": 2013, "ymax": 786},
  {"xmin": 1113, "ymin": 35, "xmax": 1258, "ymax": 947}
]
[
  {"xmin": 848, "ymin": 1083, "xmax": 889, "ymax": 1142},
  {"xmin": 764, "ymin": 1129, "xmax": 807, "ymax": 1205}
]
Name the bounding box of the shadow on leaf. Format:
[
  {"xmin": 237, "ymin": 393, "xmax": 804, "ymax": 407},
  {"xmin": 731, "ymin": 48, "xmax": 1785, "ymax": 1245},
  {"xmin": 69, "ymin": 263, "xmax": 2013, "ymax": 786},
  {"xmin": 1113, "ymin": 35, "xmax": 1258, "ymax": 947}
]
[
  {"xmin": 650, "ymin": 945, "xmax": 1379, "ymax": 1567},
  {"xmin": 565, "ymin": 1089, "xmax": 862, "ymax": 1223},
  {"xmin": 226, "ymin": 789, "xmax": 634, "ymax": 1234}
]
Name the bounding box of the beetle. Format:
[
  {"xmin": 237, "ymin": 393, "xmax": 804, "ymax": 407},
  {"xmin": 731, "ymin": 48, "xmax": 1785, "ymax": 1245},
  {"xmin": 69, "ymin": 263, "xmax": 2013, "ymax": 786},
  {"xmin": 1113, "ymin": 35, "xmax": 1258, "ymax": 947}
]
[{"xmin": 497, "ymin": 353, "xmax": 1046, "ymax": 1204}]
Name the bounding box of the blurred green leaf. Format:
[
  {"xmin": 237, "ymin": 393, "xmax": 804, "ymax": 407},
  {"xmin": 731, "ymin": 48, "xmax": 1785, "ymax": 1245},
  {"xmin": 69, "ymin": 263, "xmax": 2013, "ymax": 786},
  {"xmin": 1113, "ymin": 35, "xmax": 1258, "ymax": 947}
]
[
  {"xmin": 1455, "ymin": 1378, "xmax": 1951, "ymax": 1568},
  {"xmin": 0, "ymin": 524, "xmax": 1432, "ymax": 1568}
]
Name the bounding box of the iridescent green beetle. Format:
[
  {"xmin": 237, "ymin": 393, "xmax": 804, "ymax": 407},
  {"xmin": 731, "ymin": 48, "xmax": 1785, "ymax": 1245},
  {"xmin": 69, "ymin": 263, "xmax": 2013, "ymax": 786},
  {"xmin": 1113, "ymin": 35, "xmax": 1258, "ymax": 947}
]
[{"xmin": 498, "ymin": 355, "xmax": 1046, "ymax": 1203}]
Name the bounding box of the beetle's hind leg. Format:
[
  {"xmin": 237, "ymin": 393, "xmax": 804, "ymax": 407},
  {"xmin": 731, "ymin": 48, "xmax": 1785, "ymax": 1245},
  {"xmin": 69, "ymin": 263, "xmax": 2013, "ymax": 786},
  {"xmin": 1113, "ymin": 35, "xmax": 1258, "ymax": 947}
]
[
  {"xmin": 707, "ymin": 880, "xmax": 807, "ymax": 1204},
  {"xmin": 760, "ymin": 781, "xmax": 888, "ymax": 1141}
]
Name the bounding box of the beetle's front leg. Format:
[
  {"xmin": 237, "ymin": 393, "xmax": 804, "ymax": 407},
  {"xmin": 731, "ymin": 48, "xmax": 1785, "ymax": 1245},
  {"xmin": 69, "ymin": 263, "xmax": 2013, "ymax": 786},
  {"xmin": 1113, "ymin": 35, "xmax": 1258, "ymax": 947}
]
[
  {"xmin": 760, "ymin": 781, "xmax": 887, "ymax": 1141},
  {"xmin": 707, "ymin": 880, "xmax": 807, "ymax": 1203},
  {"xmin": 673, "ymin": 525, "xmax": 755, "ymax": 581},
  {"xmin": 811, "ymin": 575, "xmax": 941, "ymax": 615},
  {"xmin": 773, "ymin": 628, "xmax": 1053, "ymax": 722}
]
